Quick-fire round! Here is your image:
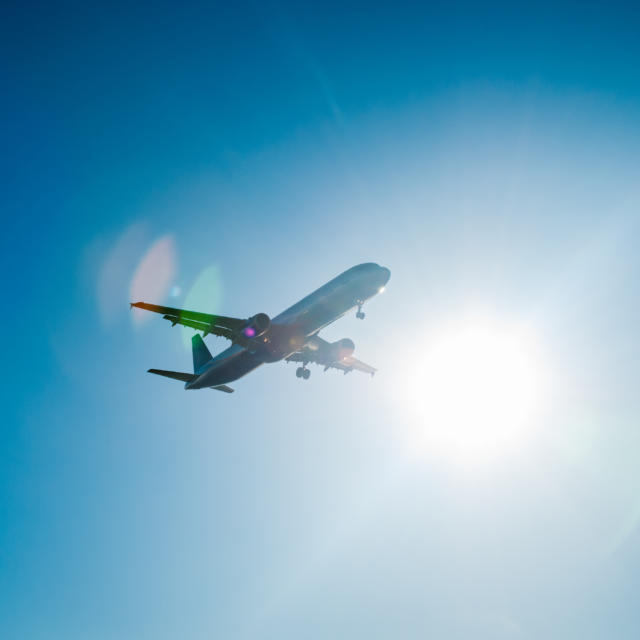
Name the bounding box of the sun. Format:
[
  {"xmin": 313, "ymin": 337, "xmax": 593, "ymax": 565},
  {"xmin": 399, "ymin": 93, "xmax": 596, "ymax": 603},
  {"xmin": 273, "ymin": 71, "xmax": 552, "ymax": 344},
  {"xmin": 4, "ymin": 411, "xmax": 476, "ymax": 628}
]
[{"xmin": 393, "ymin": 317, "xmax": 545, "ymax": 465}]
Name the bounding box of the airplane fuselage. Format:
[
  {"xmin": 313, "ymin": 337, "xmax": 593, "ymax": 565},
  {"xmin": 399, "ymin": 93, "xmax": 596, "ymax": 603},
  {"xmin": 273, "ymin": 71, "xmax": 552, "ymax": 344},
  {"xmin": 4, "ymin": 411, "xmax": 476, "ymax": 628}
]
[{"xmin": 185, "ymin": 263, "xmax": 390, "ymax": 389}]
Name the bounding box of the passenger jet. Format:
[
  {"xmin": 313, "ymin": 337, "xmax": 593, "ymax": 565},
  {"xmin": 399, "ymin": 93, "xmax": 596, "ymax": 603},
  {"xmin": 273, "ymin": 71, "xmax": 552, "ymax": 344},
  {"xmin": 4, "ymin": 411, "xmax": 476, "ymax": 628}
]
[{"xmin": 131, "ymin": 262, "xmax": 390, "ymax": 393}]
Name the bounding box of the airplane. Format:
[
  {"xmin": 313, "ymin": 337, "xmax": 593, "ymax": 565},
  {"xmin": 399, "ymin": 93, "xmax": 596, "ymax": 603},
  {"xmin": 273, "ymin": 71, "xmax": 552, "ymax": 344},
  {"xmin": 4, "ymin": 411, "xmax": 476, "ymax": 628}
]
[{"xmin": 131, "ymin": 262, "xmax": 391, "ymax": 393}]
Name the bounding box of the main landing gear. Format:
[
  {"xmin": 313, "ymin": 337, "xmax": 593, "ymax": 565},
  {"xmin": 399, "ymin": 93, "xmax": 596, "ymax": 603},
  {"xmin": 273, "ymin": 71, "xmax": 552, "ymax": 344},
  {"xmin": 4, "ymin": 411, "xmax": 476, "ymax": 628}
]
[
  {"xmin": 296, "ymin": 366, "xmax": 311, "ymax": 380},
  {"xmin": 356, "ymin": 300, "xmax": 366, "ymax": 320}
]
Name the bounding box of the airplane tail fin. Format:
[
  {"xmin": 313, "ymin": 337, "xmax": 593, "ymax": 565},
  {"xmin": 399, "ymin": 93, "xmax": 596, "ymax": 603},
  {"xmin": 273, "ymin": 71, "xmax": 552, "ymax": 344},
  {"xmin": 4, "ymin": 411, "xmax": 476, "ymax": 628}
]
[
  {"xmin": 192, "ymin": 334, "xmax": 213, "ymax": 372},
  {"xmin": 148, "ymin": 336, "xmax": 232, "ymax": 392}
]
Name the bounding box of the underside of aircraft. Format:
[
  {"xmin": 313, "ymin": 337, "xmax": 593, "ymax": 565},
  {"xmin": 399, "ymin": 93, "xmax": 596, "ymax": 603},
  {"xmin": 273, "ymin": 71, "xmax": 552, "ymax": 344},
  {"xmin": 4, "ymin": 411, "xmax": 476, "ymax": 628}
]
[{"xmin": 131, "ymin": 263, "xmax": 390, "ymax": 393}]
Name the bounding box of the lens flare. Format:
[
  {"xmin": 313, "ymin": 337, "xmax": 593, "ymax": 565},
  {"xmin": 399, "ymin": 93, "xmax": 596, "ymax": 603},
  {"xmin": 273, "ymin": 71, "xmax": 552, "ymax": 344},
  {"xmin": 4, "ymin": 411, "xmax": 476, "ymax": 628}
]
[
  {"xmin": 180, "ymin": 265, "xmax": 223, "ymax": 349},
  {"xmin": 96, "ymin": 221, "xmax": 148, "ymax": 327},
  {"xmin": 129, "ymin": 235, "xmax": 176, "ymax": 326}
]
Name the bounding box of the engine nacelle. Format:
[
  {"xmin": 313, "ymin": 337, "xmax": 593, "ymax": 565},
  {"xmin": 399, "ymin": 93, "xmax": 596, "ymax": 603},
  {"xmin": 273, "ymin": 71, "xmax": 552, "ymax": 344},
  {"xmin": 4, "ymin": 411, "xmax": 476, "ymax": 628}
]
[
  {"xmin": 242, "ymin": 313, "xmax": 271, "ymax": 339},
  {"xmin": 329, "ymin": 338, "xmax": 355, "ymax": 362}
]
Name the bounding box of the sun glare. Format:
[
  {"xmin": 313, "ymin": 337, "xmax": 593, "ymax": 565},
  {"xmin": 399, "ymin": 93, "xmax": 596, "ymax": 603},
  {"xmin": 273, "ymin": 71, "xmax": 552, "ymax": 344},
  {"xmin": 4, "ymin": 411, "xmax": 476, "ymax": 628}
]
[{"xmin": 394, "ymin": 318, "xmax": 545, "ymax": 465}]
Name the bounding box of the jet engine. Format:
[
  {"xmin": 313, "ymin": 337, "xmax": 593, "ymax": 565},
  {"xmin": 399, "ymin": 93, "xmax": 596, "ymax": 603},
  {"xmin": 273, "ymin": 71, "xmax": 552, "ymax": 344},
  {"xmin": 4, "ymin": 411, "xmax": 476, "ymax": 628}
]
[
  {"xmin": 329, "ymin": 338, "xmax": 355, "ymax": 362},
  {"xmin": 241, "ymin": 313, "xmax": 271, "ymax": 339}
]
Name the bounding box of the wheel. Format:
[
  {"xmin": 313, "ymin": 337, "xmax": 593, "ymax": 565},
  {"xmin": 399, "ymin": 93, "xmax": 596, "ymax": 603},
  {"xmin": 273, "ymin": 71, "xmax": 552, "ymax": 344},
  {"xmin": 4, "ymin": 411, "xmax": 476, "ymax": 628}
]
[
  {"xmin": 356, "ymin": 310, "xmax": 365, "ymax": 320},
  {"xmin": 303, "ymin": 368, "xmax": 311, "ymax": 380},
  {"xmin": 296, "ymin": 367, "xmax": 303, "ymax": 378}
]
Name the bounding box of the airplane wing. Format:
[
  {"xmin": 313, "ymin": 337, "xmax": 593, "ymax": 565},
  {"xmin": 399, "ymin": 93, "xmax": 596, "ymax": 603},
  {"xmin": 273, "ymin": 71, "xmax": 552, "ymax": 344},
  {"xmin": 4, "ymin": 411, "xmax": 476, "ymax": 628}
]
[
  {"xmin": 287, "ymin": 336, "xmax": 377, "ymax": 376},
  {"xmin": 130, "ymin": 302, "xmax": 245, "ymax": 341}
]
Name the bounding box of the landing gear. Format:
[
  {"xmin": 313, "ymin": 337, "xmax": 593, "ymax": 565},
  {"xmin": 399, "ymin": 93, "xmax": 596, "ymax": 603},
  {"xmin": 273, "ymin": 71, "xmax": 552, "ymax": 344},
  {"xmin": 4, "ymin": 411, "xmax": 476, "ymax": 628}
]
[
  {"xmin": 296, "ymin": 366, "xmax": 311, "ymax": 380},
  {"xmin": 356, "ymin": 301, "xmax": 365, "ymax": 320}
]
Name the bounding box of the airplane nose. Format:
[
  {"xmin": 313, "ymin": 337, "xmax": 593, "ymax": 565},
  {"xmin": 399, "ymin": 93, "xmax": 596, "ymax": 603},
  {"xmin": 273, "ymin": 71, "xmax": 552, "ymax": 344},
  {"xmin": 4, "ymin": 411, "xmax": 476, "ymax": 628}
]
[{"xmin": 380, "ymin": 266, "xmax": 391, "ymax": 285}]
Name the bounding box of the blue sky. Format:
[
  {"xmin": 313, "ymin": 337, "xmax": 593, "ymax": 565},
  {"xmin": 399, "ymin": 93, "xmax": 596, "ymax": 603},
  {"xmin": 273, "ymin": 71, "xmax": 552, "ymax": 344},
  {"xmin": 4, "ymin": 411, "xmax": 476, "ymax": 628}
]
[{"xmin": 2, "ymin": 1, "xmax": 640, "ymax": 638}]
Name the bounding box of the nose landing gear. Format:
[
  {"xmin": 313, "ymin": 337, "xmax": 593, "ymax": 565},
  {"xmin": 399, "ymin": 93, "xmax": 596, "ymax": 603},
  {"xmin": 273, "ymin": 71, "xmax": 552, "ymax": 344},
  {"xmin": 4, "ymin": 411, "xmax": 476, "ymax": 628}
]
[
  {"xmin": 296, "ymin": 366, "xmax": 311, "ymax": 380},
  {"xmin": 356, "ymin": 300, "xmax": 365, "ymax": 320}
]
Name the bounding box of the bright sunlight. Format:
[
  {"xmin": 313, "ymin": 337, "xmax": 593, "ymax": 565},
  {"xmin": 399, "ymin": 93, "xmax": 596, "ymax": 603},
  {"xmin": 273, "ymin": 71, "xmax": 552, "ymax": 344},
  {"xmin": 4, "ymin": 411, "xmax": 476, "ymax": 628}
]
[{"xmin": 394, "ymin": 317, "xmax": 546, "ymax": 465}]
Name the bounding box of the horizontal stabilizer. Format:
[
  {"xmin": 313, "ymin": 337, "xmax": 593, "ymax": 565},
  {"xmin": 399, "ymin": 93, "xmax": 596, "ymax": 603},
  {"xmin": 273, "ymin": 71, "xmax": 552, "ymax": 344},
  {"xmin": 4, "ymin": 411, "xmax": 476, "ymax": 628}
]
[
  {"xmin": 148, "ymin": 369, "xmax": 196, "ymax": 383},
  {"xmin": 211, "ymin": 385, "xmax": 234, "ymax": 393}
]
